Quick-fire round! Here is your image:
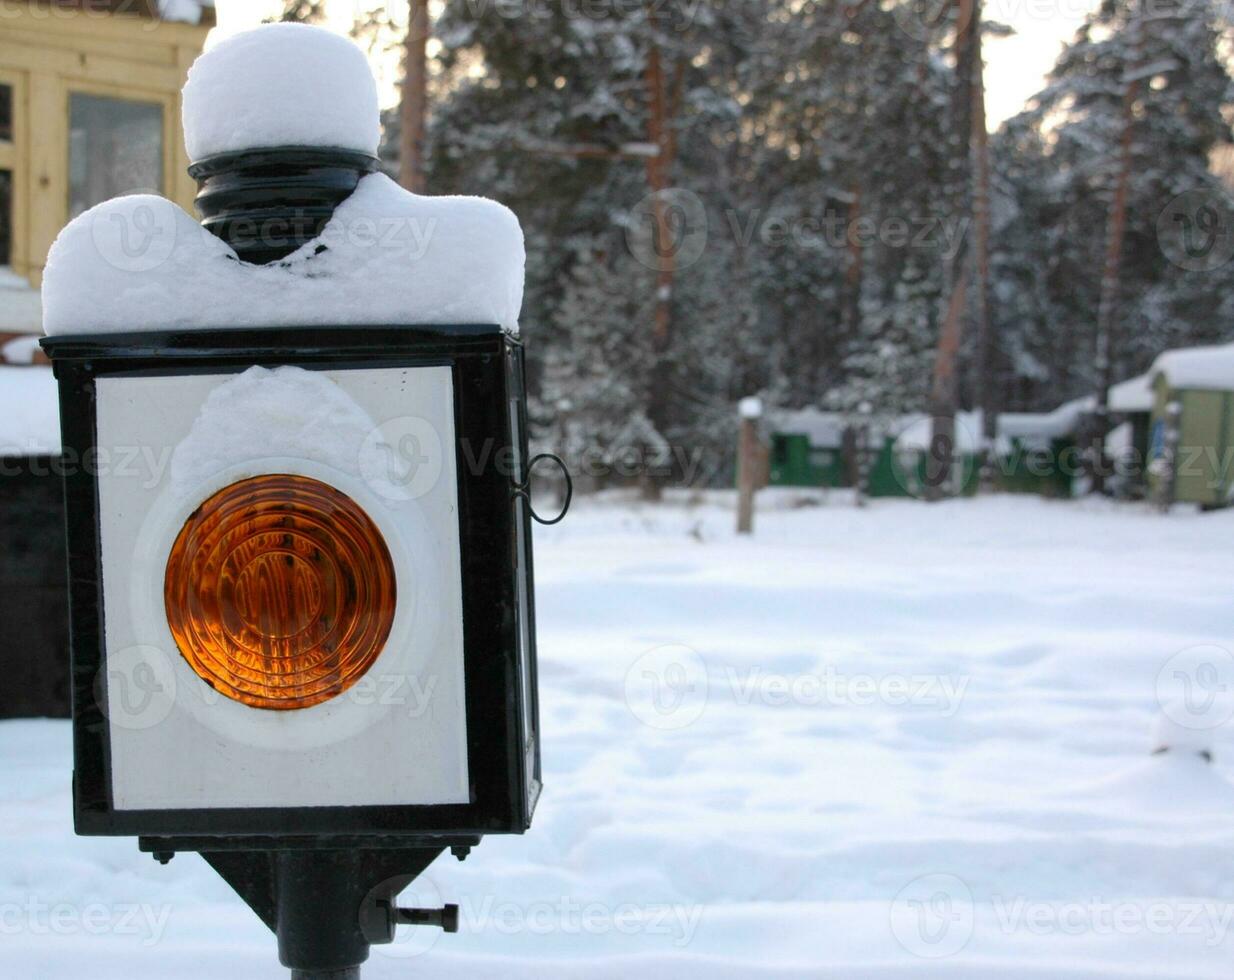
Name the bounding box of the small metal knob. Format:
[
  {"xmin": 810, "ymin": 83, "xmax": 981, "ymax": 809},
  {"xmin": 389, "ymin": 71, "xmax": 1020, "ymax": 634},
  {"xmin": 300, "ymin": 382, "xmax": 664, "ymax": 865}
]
[{"xmin": 395, "ymin": 904, "xmax": 459, "ymax": 934}]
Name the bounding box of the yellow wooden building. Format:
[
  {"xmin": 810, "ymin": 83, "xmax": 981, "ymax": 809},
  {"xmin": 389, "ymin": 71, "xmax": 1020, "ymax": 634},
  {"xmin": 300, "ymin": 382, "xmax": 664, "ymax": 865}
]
[{"xmin": 1, "ymin": 0, "xmax": 214, "ymax": 347}]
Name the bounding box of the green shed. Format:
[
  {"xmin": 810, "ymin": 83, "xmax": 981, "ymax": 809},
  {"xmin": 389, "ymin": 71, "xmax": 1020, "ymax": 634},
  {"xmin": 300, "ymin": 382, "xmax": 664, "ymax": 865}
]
[
  {"xmin": 882, "ymin": 412, "xmax": 982, "ymax": 498},
  {"xmin": 765, "ymin": 409, "xmax": 985, "ymax": 498},
  {"xmin": 995, "ymin": 400, "xmax": 1089, "ymax": 498},
  {"xmin": 767, "ymin": 410, "xmax": 849, "ymax": 488},
  {"xmin": 1147, "ymin": 342, "xmax": 1234, "ymax": 508},
  {"xmin": 1108, "ymin": 374, "xmax": 1154, "ymax": 454}
]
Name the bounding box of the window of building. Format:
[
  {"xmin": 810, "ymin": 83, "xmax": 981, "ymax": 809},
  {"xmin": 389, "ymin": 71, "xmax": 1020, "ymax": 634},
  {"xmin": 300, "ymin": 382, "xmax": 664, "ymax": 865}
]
[
  {"xmin": 0, "ymin": 171, "xmax": 11, "ymax": 268},
  {"xmin": 0, "ymin": 84, "xmax": 11, "ymax": 143},
  {"xmin": 68, "ymin": 93, "xmax": 163, "ymax": 221},
  {"xmin": 0, "ymin": 83, "xmax": 12, "ymax": 267}
]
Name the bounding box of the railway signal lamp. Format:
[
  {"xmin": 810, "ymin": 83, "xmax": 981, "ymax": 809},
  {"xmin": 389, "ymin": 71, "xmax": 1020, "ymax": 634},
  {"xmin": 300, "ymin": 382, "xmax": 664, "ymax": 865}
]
[{"xmin": 39, "ymin": 23, "xmax": 568, "ymax": 980}]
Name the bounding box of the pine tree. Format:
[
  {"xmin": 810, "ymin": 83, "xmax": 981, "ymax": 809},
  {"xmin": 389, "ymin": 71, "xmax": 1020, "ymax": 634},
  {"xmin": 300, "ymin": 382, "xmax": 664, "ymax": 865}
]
[
  {"xmin": 266, "ymin": 0, "xmax": 326, "ymax": 24},
  {"xmin": 1023, "ymin": 0, "xmax": 1234, "ymax": 404}
]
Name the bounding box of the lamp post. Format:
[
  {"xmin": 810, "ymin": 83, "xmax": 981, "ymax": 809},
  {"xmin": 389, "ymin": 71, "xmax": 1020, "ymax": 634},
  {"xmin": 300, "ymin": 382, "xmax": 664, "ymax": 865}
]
[{"xmin": 38, "ymin": 23, "xmax": 567, "ymax": 979}]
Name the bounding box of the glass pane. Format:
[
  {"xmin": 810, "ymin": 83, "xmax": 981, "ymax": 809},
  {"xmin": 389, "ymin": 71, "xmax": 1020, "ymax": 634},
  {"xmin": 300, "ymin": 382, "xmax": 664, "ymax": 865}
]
[
  {"xmin": 68, "ymin": 93, "xmax": 163, "ymax": 220},
  {"xmin": 0, "ymin": 84, "xmax": 11, "ymax": 142},
  {"xmin": 0, "ymin": 169, "xmax": 11, "ymax": 266}
]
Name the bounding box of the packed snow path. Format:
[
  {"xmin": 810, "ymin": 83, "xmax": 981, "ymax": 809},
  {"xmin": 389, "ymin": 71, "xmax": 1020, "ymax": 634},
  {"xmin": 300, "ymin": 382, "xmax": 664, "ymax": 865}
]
[{"xmin": 2, "ymin": 494, "xmax": 1232, "ymax": 978}]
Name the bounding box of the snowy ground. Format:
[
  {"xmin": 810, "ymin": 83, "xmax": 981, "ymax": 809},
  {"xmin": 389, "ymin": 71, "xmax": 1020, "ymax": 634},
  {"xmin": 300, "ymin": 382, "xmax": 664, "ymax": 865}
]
[{"xmin": 3, "ymin": 492, "xmax": 1233, "ymax": 978}]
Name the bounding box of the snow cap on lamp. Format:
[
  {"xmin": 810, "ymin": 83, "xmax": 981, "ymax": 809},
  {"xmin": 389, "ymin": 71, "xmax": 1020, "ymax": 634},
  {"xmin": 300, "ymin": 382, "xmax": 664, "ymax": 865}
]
[{"xmin": 182, "ymin": 23, "xmax": 382, "ymax": 162}]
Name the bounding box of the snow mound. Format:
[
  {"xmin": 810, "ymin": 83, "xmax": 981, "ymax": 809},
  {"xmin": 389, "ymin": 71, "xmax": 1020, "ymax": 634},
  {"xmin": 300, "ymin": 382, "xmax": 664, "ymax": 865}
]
[
  {"xmin": 1152, "ymin": 702, "xmax": 1227, "ymax": 758},
  {"xmin": 0, "ymin": 266, "xmax": 42, "ymax": 332},
  {"xmin": 1075, "ymin": 752, "xmax": 1234, "ymax": 818},
  {"xmin": 170, "ymin": 366, "xmax": 384, "ymax": 498},
  {"xmin": 1151, "ymin": 341, "xmax": 1234, "ymax": 393},
  {"xmin": 0, "ymin": 366, "xmax": 60, "ymax": 455},
  {"xmin": 41, "ymin": 174, "xmax": 525, "ymax": 334},
  {"xmin": 182, "ymin": 24, "xmax": 380, "ymax": 161}
]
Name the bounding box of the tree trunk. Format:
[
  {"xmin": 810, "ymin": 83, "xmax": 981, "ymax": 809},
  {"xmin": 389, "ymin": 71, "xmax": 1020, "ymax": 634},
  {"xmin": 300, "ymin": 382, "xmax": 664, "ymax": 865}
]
[
  {"xmin": 399, "ymin": 0, "xmax": 429, "ymax": 194},
  {"xmin": 927, "ymin": 265, "xmax": 969, "ymax": 497},
  {"xmin": 843, "ymin": 181, "xmax": 864, "ymax": 341},
  {"xmin": 1090, "ymin": 79, "xmax": 1138, "ymax": 495},
  {"xmin": 638, "ymin": 29, "xmax": 682, "ymax": 502},
  {"xmin": 970, "ymin": 3, "xmax": 994, "ymax": 451},
  {"xmin": 926, "ymin": 0, "xmax": 978, "ymax": 501}
]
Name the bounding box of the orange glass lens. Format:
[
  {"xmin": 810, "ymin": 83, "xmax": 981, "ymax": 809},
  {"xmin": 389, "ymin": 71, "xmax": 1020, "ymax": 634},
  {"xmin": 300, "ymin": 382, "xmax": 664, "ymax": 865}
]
[{"xmin": 165, "ymin": 474, "xmax": 397, "ymax": 711}]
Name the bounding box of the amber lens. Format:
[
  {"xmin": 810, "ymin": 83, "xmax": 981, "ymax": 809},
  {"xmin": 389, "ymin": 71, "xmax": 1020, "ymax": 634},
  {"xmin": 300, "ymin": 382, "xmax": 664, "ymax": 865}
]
[{"xmin": 165, "ymin": 474, "xmax": 397, "ymax": 711}]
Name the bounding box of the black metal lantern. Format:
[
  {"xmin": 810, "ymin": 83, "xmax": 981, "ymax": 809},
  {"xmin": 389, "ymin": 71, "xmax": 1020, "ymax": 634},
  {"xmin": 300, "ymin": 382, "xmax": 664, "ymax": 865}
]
[{"xmin": 39, "ymin": 131, "xmax": 563, "ymax": 976}]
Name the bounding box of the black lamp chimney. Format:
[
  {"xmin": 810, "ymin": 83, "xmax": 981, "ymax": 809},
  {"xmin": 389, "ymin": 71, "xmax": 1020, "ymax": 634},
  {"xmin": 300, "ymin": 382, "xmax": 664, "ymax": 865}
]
[{"xmin": 188, "ymin": 146, "xmax": 380, "ymax": 265}]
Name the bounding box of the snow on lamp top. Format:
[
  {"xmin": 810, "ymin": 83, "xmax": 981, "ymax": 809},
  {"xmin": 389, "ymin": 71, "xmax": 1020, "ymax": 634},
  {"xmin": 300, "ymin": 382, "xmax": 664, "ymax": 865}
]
[
  {"xmin": 41, "ymin": 24, "xmax": 526, "ymax": 336},
  {"xmin": 182, "ymin": 23, "xmax": 381, "ymax": 161}
]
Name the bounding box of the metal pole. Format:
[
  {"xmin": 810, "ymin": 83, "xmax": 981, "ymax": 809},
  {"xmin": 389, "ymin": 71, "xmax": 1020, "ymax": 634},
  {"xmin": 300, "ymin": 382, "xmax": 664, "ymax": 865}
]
[{"xmin": 275, "ymin": 852, "xmax": 370, "ymax": 978}]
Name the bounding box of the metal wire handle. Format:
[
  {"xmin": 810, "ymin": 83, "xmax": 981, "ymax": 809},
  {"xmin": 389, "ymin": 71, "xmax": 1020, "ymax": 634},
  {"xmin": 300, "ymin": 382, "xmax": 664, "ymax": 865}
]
[{"xmin": 515, "ymin": 453, "xmax": 573, "ymax": 525}]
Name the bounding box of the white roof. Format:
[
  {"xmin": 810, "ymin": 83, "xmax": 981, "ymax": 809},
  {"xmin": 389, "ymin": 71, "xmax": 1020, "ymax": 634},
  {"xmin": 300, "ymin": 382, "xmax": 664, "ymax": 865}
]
[
  {"xmin": 894, "ymin": 411, "xmax": 984, "ymax": 454},
  {"xmin": 157, "ymin": 0, "xmax": 212, "ymax": 24},
  {"xmin": 0, "ymin": 366, "xmax": 60, "ymax": 455},
  {"xmin": 770, "ymin": 409, "xmax": 847, "ymax": 447},
  {"xmin": 1108, "ymin": 373, "xmax": 1154, "ymax": 413},
  {"xmin": 0, "ymin": 267, "xmax": 43, "ymax": 334},
  {"xmin": 1106, "ymin": 420, "xmax": 1133, "ymax": 455},
  {"xmin": 998, "ymin": 397, "xmax": 1093, "ymax": 441},
  {"xmin": 1151, "ymin": 341, "xmax": 1234, "ymax": 393}
]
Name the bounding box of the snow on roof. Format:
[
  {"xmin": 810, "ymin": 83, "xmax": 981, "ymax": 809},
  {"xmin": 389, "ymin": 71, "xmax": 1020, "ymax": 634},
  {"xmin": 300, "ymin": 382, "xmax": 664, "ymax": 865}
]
[
  {"xmin": 1109, "ymin": 373, "xmax": 1154, "ymax": 414},
  {"xmin": 157, "ymin": 0, "xmax": 213, "ymax": 25},
  {"xmin": 770, "ymin": 409, "xmax": 847, "ymax": 446},
  {"xmin": 2, "ymin": 335, "xmax": 39, "ymax": 364},
  {"xmin": 183, "ymin": 24, "xmax": 380, "ymax": 161},
  {"xmin": 998, "ymin": 396, "xmax": 1093, "ymax": 441},
  {"xmin": 0, "ymin": 366, "xmax": 60, "ymax": 456},
  {"xmin": 0, "ymin": 267, "xmax": 43, "ymax": 334},
  {"xmin": 774, "ymin": 408, "xmax": 989, "ymax": 452},
  {"xmin": 893, "ymin": 411, "xmax": 984, "ymax": 454},
  {"xmin": 1151, "ymin": 341, "xmax": 1234, "ymax": 393},
  {"xmin": 42, "ymin": 174, "xmax": 525, "ymax": 335},
  {"xmin": 1105, "ymin": 420, "xmax": 1133, "ymax": 455}
]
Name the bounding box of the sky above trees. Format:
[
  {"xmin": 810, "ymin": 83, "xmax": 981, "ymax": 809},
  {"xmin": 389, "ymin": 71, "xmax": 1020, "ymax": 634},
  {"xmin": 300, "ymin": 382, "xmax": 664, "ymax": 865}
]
[{"xmin": 208, "ymin": 0, "xmax": 1102, "ymax": 128}]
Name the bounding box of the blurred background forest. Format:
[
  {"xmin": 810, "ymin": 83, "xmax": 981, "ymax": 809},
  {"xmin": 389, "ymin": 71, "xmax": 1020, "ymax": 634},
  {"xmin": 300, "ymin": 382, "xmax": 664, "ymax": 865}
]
[{"xmin": 281, "ymin": 0, "xmax": 1234, "ymax": 483}]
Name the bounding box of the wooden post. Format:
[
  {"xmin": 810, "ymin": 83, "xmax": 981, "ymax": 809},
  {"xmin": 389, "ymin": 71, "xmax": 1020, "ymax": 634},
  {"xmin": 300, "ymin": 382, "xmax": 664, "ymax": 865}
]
[
  {"xmin": 855, "ymin": 401, "xmax": 873, "ymax": 508},
  {"xmin": 737, "ymin": 397, "xmax": 763, "ymax": 535}
]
